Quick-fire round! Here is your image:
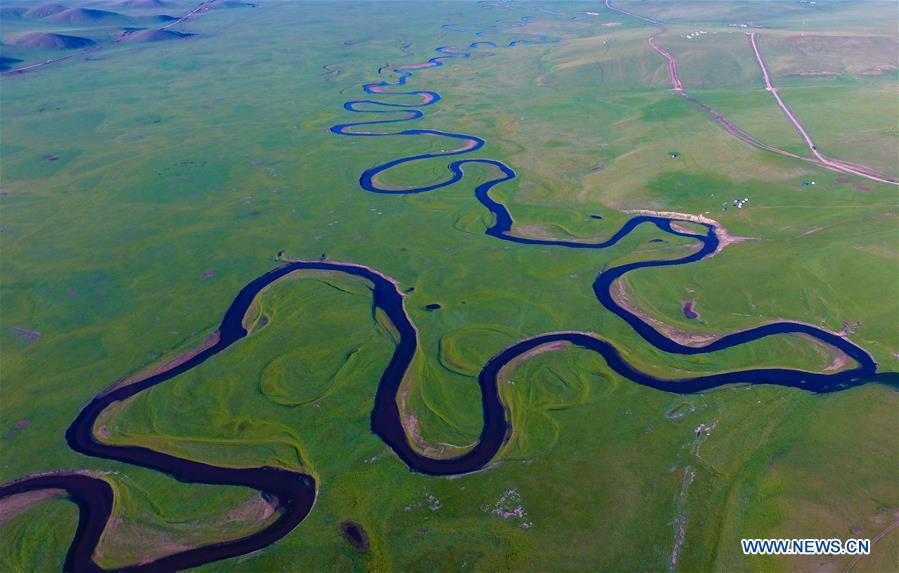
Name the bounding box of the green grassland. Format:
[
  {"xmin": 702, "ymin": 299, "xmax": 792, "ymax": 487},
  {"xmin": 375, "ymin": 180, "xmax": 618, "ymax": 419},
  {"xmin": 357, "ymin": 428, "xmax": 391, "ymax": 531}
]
[
  {"xmin": 1, "ymin": 495, "xmax": 76, "ymax": 572},
  {"xmin": 658, "ymin": 27, "xmax": 899, "ymax": 176},
  {"xmin": 1, "ymin": 1, "xmax": 896, "ymax": 572}
]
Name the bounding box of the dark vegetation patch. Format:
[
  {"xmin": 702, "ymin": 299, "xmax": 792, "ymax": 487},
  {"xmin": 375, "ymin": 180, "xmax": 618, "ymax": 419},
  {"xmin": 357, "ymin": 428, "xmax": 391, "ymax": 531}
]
[
  {"xmin": 134, "ymin": 112, "xmax": 163, "ymax": 125},
  {"xmin": 234, "ymin": 209, "xmax": 262, "ymax": 220},
  {"xmin": 639, "ymin": 96, "xmax": 694, "ymax": 123},
  {"xmin": 774, "ymin": 34, "xmax": 898, "ymax": 76},
  {"xmin": 339, "ymin": 521, "xmax": 370, "ymax": 553},
  {"xmin": 121, "ymin": 156, "xmax": 230, "ymax": 203},
  {"xmin": 7, "ymin": 32, "xmax": 94, "ymax": 50},
  {"xmin": 32, "ymin": 270, "xmax": 133, "ymax": 328},
  {"xmin": 0, "ymin": 7, "xmax": 27, "ymax": 19},
  {"xmin": 46, "ymin": 8, "xmax": 128, "ymax": 24},
  {"xmin": 211, "ymin": 0, "xmax": 257, "ymax": 8},
  {"xmin": 2, "ymin": 147, "xmax": 81, "ymax": 179},
  {"xmin": 0, "ymin": 56, "xmax": 23, "ymax": 71},
  {"xmin": 646, "ymin": 170, "xmax": 758, "ymax": 204},
  {"xmin": 122, "ymin": 28, "xmax": 192, "ymax": 42},
  {"xmin": 678, "ymin": 49, "xmax": 743, "ymax": 88}
]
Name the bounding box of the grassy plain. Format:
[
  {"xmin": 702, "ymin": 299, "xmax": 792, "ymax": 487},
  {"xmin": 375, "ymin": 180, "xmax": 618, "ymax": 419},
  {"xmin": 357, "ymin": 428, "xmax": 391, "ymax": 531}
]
[{"xmin": 1, "ymin": 1, "xmax": 896, "ymax": 572}]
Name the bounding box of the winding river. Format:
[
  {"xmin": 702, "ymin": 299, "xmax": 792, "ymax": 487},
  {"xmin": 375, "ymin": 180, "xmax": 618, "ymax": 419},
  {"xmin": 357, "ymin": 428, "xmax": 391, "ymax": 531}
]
[{"xmin": 0, "ymin": 13, "xmax": 880, "ymax": 573}]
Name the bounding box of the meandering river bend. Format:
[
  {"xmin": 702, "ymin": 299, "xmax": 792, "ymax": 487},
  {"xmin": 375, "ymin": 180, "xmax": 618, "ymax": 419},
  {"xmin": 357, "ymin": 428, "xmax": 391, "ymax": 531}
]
[{"xmin": 0, "ymin": 15, "xmax": 880, "ymax": 573}]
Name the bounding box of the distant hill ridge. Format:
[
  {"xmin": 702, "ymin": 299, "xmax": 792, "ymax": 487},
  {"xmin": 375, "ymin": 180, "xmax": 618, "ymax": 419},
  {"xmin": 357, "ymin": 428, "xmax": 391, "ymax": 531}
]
[
  {"xmin": 47, "ymin": 7, "xmax": 128, "ymax": 24},
  {"xmin": 8, "ymin": 31, "xmax": 95, "ymax": 49},
  {"xmin": 23, "ymin": 3, "xmax": 68, "ymax": 18},
  {"xmin": 122, "ymin": 28, "xmax": 192, "ymax": 42}
]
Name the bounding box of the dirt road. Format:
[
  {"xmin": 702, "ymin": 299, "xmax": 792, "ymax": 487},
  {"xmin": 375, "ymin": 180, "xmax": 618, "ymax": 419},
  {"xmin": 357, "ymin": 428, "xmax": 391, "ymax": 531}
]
[{"xmin": 603, "ymin": 0, "xmax": 896, "ymax": 186}]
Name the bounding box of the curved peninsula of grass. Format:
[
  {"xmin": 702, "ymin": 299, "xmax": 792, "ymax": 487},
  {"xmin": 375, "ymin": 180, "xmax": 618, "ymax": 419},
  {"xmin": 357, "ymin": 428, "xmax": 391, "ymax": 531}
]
[{"xmin": 0, "ymin": 225, "xmax": 877, "ymax": 569}]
